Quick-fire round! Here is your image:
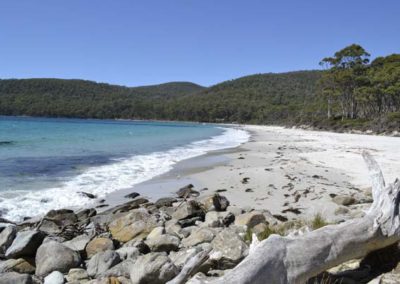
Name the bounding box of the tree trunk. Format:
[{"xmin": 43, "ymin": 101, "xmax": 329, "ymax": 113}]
[{"xmin": 172, "ymin": 152, "xmax": 400, "ymax": 284}]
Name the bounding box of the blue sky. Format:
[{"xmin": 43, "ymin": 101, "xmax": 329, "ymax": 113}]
[{"xmin": 0, "ymin": 0, "xmax": 398, "ymax": 86}]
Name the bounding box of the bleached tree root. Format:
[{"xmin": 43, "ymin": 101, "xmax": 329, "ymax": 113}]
[{"xmin": 174, "ymin": 151, "xmax": 400, "ymax": 284}]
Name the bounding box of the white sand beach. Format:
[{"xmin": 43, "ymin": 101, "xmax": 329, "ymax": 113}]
[{"xmin": 109, "ymin": 125, "xmax": 400, "ymax": 223}]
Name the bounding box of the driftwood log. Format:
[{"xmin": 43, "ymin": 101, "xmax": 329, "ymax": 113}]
[{"xmin": 169, "ymin": 151, "xmax": 400, "ymax": 284}]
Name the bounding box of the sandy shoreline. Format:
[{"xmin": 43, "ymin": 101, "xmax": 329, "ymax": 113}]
[{"xmin": 104, "ymin": 125, "xmax": 400, "ymax": 222}]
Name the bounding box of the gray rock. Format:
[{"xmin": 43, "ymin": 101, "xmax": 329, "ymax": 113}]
[
  {"xmin": 178, "ymin": 216, "xmax": 203, "ymax": 228},
  {"xmin": 35, "ymin": 241, "xmax": 81, "ymax": 277},
  {"xmin": 0, "ymin": 258, "xmax": 36, "ymax": 274},
  {"xmin": 130, "ymin": 252, "xmax": 178, "ymax": 284},
  {"xmin": 87, "ymin": 250, "xmax": 121, "ymax": 278},
  {"xmin": 43, "ymin": 235, "xmax": 66, "ymax": 244},
  {"xmin": 333, "ymin": 195, "xmax": 356, "ymax": 206},
  {"xmin": 5, "ymin": 230, "xmax": 45, "ymax": 259},
  {"xmin": 0, "ymin": 272, "xmax": 32, "ymax": 284},
  {"xmin": 179, "ymin": 226, "xmax": 197, "ymax": 238},
  {"xmin": 0, "ymin": 225, "xmax": 16, "ymax": 254},
  {"xmin": 44, "ymin": 209, "xmax": 77, "ymax": 226},
  {"xmin": 176, "ymin": 184, "xmax": 199, "ymax": 198},
  {"xmin": 146, "ymin": 227, "xmax": 164, "ymax": 239},
  {"xmin": 204, "ymin": 211, "xmax": 231, "ymax": 227},
  {"xmin": 165, "ymin": 220, "xmax": 182, "ymax": 238},
  {"xmin": 335, "ymin": 206, "xmax": 351, "ymax": 215},
  {"xmin": 44, "ymin": 271, "xmax": 64, "ymax": 284},
  {"xmin": 181, "ymin": 227, "xmax": 215, "ymax": 247},
  {"xmin": 155, "ymin": 197, "xmax": 177, "ymax": 208},
  {"xmin": 234, "ymin": 211, "xmax": 266, "ymax": 228},
  {"xmin": 116, "ymin": 246, "xmax": 140, "ymax": 260},
  {"xmin": 76, "ymin": 208, "xmax": 97, "ymax": 221},
  {"xmin": 107, "ymin": 198, "xmax": 149, "ymax": 215},
  {"xmin": 172, "ymin": 200, "xmax": 204, "ymax": 221},
  {"xmin": 170, "ymin": 247, "xmax": 200, "ymax": 268},
  {"xmin": 85, "ymin": 237, "xmax": 114, "ymax": 258},
  {"xmin": 63, "ymin": 234, "xmax": 91, "ymax": 252},
  {"xmin": 200, "ymin": 194, "xmax": 230, "ymax": 212},
  {"xmin": 100, "ymin": 258, "xmax": 135, "ymax": 278},
  {"xmin": 38, "ymin": 219, "xmax": 62, "ymax": 235},
  {"xmin": 109, "ymin": 208, "xmax": 158, "ymax": 243},
  {"xmin": 211, "ymin": 229, "xmax": 249, "ymax": 269},
  {"xmin": 124, "ymin": 192, "xmax": 140, "ymax": 199},
  {"xmin": 145, "ymin": 234, "xmax": 180, "ymax": 252},
  {"xmin": 66, "ymin": 268, "xmax": 89, "ymax": 282},
  {"xmin": 226, "ymin": 205, "xmax": 243, "ymax": 216},
  {"xmin": 122, "ymin": 239, "xmax": 150, "ymax": 254}
]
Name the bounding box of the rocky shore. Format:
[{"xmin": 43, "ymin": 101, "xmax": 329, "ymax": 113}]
[
  {"xmin": 1, "ymin": 180, "xmax": 400, "ymax": 284},
  {"xmin": 0, "ymin": 184, "xmax": 271, "ymax": 284}
]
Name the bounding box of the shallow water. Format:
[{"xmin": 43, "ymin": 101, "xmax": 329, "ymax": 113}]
[{"xmin": 0, "ymin": 116, "xmax": 249, "ymax": 221}]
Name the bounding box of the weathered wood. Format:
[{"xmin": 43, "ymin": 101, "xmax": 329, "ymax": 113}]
[
  {"xmin": 180, "ymin": 151, "xmax": 400, "ymax": 284},
  {"xmin": 167, "ymin": 248, "xmax": 211, "ymax": 284}
]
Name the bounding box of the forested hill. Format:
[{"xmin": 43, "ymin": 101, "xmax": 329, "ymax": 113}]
[
  {"xmin": 0, "ymin": 71, "xmax": 322, "ymax": 123},
  {"xmin": 170, "ymin": 71, "xmax": 322, "ymax": 123},
  {"xmin": 132, "ymin": 82, "xmax": 205, "ymax": 97}
]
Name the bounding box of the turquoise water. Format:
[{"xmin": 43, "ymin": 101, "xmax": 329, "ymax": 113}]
[{"xmin": 0, "ymin": 116, "xmax": 249, "ymax": 221}]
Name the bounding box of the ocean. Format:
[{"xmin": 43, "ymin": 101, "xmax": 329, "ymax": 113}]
[{"xmin": 0, "ymin": 116, "xmax": 249, "ymax": 221}]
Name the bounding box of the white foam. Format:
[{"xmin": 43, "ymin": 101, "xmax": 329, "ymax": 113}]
[{"xmin": 0, "ymin": 127, "xmax": 249, "ymax": 221}]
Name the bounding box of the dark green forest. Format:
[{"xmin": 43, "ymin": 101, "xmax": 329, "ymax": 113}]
[{"xmin": 0, "ymin": 44, "xmax": 399, "ymax": 132}]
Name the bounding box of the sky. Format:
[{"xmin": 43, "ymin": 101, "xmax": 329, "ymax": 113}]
[{"xmin": 0, "ymin": 0, "xmax": 399, "ymax": 87}]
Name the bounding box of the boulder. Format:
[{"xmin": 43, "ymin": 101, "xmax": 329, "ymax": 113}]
[
  {"xmin": 86, "ymin": 237, "xmax": 114, "ymax": 258},
  {"xmin": 145, "ymin": 234, "xmax": 180, "ymax": 252},
  {"xmin": 0, "ymin": 258, "xmax": 35, "ymax": 274},
  {"xmin": 44, "ymin": 271, "xmax": 64, "ymax": 284},
  {"xmin": 76, "ymin": 208, "xmax": 97, "ymax": 221},
  {"xmin": 234, "ymin": 211, "xmax": 266, "ymax": 228},
  {"xmin": 181, "ymin": 227, "xmax": 215, "ymax": 247},
  {"xmin": 38, "ymin": 219, "xmax": 62, "ymax": 235},
  {"xmin": 204, "ymin": 211, "xmax": 231, "ymax": 227},
  {"xmin": 226, "ymin": 205, "xmax": 243, "ymax": 216},
  {"xmin": 124, "ymin": 192, "xmax": 140, "ymax": 199},
  {"xmin": 130, "ymin": 252, "xmax": 178, "ymax": 284},
  {"xmin": 35, "ymin": 241, "xmax": 81, "ymax": 277},
  {"xmin": 78, "ymin": 191, "xmax": 96, "ymax": 199},
  {"xmin": 0, "ymin": 272, "xmax": 32, "ymax": 284},
  {"xmin": 172, "ymin": 200, "xmax": 204, "ymax": 221},
  {"xmin": 165, "ymin": 221, "xmax": 182, "ymax": 238},
  {"xmin": 66, "ymin": 268, "xmax": 89, "ymax": 282},
  {"xmin": 109, "ymin": 208, "xmax": 158, "ymax": 242},
  {"xmin": 44, "ymin": 209, "xmax": 77, "ymax": 226},
  {"xmin": 169, "ymin": 247, "xmax": 200, "ymax": 269},
  {"xmin": 332, "ymin": 195, "xmax": 356, "ymax": 206},
  {"xmin": 155, "ymin": 197, "xmax": 177, "ymax": 208},
  {"xmin": 200, "ymin": 194, "xmax": 229, "ymax": 212},
  {"xmin": 252, "ymin": 223, "xmax": 268, "ymax": 236},
  {"xmin": 146, "ymin": 227, "xmax": 164, "ymax": 240},
  {"xmin": 63, "ymin": 234, "xmax": 91, "ymax": 252},
  {"xmin": 5, "ymin": 230, "xmax": 45, "ymax": 259},
  {"xmin": 0, "ymin": 225, "xmax": 16, "ymax": 254},
  {"xmin": 122, "ymin": 239, "xmax": 150, "ymax": 254},
  {"xmin": 116, "ymin": 247, "xmax": 140, "ymax": 260},
  {"xmin": 335, "ymin": 206, "xmax": 351, "ymax": 215},
  {"xmin": 108, "ymin": 198, "xmax": 149, "ymax": 214},
  {"xmin": 100, "ymin": 258, "xmax": 135, "ymax": 278},
  {"xmin": 179, "ymin": 226, "xmax": 197, "ymax": 238},
  {"xmin": 178, "ymin": 216, "xmax": 203, "ymax": 228},
  {"xmin": 211, "ymin": 229, "xmax": 249, "ymax": 269},
  {"xmin": 176, "ymin": 184, "xmax": 199, "ymax": 198},
  {"xmin": 87, "ymin": 250, "xmax": 121, "ymax": 278}
]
